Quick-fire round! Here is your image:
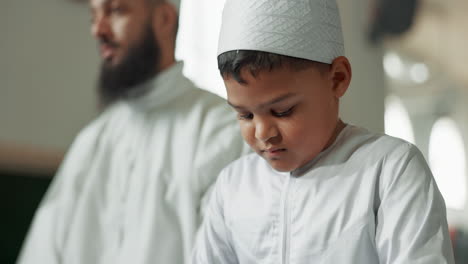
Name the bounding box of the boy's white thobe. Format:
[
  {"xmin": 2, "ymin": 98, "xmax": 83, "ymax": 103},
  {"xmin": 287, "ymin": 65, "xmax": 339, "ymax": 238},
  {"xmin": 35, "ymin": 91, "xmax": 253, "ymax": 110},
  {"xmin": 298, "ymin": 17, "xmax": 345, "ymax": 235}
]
[{"xmin": 193, "ymin": 125, "xmax": 455, "ymax": 264}]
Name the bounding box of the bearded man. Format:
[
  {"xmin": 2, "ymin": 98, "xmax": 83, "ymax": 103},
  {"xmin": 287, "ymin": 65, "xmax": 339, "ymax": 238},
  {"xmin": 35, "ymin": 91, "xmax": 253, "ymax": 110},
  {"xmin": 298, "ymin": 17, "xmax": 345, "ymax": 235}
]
[{"xmin": 17, "ymin": 0, "xmax": 246, "ymax": 263}]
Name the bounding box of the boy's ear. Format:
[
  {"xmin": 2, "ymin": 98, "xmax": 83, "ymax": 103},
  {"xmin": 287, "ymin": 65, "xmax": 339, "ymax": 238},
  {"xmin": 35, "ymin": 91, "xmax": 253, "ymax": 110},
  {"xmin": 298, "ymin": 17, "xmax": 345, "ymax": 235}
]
[{"xmin": 329, "ymin": 56, "xmax": 352, "ymax": 98}]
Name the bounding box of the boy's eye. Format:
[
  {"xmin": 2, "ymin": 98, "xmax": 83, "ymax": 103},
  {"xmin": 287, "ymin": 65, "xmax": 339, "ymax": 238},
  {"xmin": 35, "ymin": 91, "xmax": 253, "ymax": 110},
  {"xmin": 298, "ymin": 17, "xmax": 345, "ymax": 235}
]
[
  {"xmin": 238, "ymin": 113, "xmax": 254, "ymax": 120},
  {"xmin": 272, "ymin": 107, "xmax": 294, "ymax": 117}
]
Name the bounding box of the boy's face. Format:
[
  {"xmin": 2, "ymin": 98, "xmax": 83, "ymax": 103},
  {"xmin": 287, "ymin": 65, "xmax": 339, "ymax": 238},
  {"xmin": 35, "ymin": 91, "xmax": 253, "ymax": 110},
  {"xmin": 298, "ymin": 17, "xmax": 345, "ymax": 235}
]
[{"xmin": 225, "ymin": 62, "xmax": 348, "ymax": 172}]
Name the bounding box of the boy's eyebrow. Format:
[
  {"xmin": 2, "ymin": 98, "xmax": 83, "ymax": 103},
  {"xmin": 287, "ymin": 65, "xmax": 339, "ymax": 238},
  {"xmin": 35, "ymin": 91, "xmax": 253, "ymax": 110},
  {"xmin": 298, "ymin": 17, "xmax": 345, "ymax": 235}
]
[{"xmin": 227, "ymin": 93, "xmax": 297, "ymax": 110}]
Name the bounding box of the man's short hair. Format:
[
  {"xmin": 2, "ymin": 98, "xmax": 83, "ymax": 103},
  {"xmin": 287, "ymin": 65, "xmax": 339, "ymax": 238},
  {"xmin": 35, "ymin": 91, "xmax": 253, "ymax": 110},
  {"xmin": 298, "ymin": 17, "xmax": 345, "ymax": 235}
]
[
  {"xmin": 147, "ymin": 0, "xmax": 179, "ymax": 12},
  {"xmin": 218, "ymin": 50, "xmax": 330, "ymax": 84}
]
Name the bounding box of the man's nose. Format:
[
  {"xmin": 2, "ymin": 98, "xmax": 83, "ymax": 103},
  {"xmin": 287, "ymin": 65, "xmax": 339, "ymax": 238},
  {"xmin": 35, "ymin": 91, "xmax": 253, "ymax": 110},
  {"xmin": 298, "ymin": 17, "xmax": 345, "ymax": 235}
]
[
  {"xmin": 254, "ymin": 118, "xmax": 279, "ymax": 143},
  {"xmin": 91, "ymin": 14, "xmax": 111, "ymax": 40}
]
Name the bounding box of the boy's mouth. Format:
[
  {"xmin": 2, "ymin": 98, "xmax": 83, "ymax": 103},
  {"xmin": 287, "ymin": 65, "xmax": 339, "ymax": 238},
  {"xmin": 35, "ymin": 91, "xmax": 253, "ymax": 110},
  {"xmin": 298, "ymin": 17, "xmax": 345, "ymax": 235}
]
[{"xmin": 261, "ymin": 148, "xmax": 287, "ymax": 157}]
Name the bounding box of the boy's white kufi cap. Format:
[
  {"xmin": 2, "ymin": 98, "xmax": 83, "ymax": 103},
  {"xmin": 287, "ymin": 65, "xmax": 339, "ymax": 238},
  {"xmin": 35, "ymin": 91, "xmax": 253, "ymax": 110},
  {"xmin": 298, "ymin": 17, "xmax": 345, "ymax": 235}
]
[{"xmin": 218, "ymin": 0, "xmax": 345, "ymax": 64}]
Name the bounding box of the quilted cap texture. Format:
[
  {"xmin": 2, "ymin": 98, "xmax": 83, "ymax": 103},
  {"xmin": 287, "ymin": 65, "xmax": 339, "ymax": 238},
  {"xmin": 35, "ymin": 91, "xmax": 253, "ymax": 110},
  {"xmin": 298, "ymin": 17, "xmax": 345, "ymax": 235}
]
[{"xmin": 218, "ymin": 0, "xmax": 345, "ymax": 64}]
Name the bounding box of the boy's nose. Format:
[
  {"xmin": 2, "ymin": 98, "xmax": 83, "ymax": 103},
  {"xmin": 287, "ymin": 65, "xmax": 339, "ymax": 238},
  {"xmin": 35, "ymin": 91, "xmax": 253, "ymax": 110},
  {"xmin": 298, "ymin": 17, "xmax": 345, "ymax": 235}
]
[{"xmin": 255, "ymin": 120, "xmax": 279, "ymax": 143}]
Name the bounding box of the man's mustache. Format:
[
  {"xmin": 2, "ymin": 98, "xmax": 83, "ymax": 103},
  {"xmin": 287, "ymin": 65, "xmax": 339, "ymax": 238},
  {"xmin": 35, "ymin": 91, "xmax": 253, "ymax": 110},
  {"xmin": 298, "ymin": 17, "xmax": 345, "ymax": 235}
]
[{"xmin": 99, "ymin": 36, "xmax": 119, "ymax": 48}]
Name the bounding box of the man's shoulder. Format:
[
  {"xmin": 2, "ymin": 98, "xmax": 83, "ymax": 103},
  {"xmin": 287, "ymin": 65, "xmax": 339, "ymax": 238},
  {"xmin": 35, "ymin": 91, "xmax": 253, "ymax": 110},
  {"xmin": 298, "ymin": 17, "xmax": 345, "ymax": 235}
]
[
  {"xmin": 173, "ymin": 79, "xmax": 237, "ymax": 127},
  {"xmin": 71, "ymin": 102, "xmax": 129, "ymax": 145},
  {"xmin": 182, "ymin": 82, "xmax": 229, "ymax": 112}
]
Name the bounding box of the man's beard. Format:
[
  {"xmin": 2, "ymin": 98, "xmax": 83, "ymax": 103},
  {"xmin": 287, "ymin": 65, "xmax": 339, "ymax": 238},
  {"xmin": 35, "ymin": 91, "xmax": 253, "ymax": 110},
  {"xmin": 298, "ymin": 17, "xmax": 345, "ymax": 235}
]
[{"xmin": 98, "ymin": 24, "xmax": 161, "ymax": 107}]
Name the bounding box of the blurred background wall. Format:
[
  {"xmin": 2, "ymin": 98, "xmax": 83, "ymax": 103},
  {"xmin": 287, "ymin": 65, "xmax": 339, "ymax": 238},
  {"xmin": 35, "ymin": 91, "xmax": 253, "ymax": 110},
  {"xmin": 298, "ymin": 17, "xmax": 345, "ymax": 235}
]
[
  {"xmin": 379, "ymin": 0, "xmax": 468, "ymax": 229},
  {"xmin": 1, "ymin": 0, "xmax": 98, "ymax": 153},
  {"xmin": 375, "ymin": 0, "xmax": 468, "ymax": 262},
  {"xmin": 1, "ymin": 0, "xmax": 98, "ymax": 262},
  {"xmin": 0, "ymin": 0, "xmax": 466, "ymax": 263}
]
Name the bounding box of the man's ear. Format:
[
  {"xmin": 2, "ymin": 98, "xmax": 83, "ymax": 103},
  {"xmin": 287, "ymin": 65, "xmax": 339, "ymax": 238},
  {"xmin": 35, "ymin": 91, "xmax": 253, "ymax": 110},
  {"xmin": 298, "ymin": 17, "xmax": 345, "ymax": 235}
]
[
  {"xmin": 329, "ymin": 56, "xmax": 352, "ymax": 98},
  {"xmin": 151, "ymin": 2, "xmax": 178, "ymax": 38}
]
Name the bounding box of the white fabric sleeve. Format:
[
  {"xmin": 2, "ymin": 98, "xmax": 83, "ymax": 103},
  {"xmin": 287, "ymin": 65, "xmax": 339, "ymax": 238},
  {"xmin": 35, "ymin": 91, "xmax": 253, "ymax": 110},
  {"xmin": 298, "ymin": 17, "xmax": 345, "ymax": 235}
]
[
  {"xmin": 193, "ymin": 104, "xmax": 250, "ymax": 222},
  {"xmin": 16, "ymin": 175, "xmax": 65, "ymax": 264},
  {"xmin": 192, "ymin": 170, "xmax": 238, "ymax": 264},
  {"xmin": 375, "ymin": 144, "xmax": 455, "ymax": 264},
  {"xmin": 16, "ymin": 125, "xmax": 101, "ymax": 264}
]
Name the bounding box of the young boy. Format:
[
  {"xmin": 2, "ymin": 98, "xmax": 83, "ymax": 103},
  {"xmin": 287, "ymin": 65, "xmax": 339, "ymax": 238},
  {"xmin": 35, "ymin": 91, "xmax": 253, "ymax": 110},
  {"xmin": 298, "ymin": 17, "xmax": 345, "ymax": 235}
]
[{"xmin": 192, "ymin": 0, "xmax": 455, "ymax": 263}]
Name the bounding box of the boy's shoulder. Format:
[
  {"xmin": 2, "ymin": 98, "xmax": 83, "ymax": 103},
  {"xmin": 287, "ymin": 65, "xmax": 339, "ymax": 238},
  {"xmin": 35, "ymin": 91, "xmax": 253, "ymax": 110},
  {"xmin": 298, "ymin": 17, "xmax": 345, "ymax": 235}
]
[
  {"xmin": 342, "ymin": 124, "xmax": 414, "ymax": 150},
  {"xmin": 337, "ymin": 124, "xmax": 422, "ymax": 167}
]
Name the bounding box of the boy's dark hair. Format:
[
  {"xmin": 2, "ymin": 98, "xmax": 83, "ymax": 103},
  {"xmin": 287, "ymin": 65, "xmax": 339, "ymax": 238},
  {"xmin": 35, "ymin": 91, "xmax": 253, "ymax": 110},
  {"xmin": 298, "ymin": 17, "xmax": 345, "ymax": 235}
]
[{"xmin": 218, "ymin": 50, "xmax": 330, "ymax": 84}]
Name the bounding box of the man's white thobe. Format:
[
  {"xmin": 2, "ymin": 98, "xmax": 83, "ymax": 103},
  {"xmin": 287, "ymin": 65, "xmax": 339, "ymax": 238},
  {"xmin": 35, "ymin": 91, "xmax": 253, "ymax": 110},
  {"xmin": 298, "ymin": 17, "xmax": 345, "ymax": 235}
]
[{"xmin": 18, "ymin": 62, "xmax": 247, "ymax": 264}]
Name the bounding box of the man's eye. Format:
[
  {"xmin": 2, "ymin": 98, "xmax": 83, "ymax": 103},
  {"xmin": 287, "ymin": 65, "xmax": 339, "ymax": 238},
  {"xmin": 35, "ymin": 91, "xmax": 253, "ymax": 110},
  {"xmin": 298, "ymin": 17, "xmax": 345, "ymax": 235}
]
[
  {"xmin": 238, "ymin": 113, "xmax": 254, "ymax": 120},
  {"xmin": 109, "ymin": 6, "xmax": 125, "ymax": 14},
  {"xmin": 272, "ymin": 107, "xmax": 293, "ymax": 117}
]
